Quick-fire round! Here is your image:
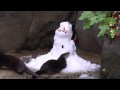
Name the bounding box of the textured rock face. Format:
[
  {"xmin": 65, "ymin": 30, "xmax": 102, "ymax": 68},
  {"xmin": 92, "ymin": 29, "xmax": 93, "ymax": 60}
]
[
  {"xmin": 101, "ymin": 36, "xmax": 120, "ymax": 79},
  {"xmin": 23, "ymin": 11, "xmax": 78, "ymax": 50},
  {"xmin": 75, "ymin": 11, "xmax": 104, "ymax": 54},
  {"xmin": 0, "ymin": 11, "xmax": 33, "ymax": 52},
  {"xmin": 0, "ymin": 11, "xmax": 103, "ymax": 53},
  {"xmin": 0, "ymin": 11, "xmax": 78, "ymax": 52}
]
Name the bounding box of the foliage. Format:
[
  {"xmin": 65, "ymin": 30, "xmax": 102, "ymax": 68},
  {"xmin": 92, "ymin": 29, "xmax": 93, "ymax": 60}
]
[{"xmin": 79, "ymin": 11, "xmax": 118, "ymax": 38}]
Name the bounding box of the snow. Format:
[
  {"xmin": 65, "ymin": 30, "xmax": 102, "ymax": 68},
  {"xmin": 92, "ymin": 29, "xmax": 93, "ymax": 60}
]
[
  {"xmin": 79, "ymin": 74, "xmax": 94, "ymax": 79},
  {"xmin": 24, "ymin": 21, "xmax": 101, "ymax": 73}
]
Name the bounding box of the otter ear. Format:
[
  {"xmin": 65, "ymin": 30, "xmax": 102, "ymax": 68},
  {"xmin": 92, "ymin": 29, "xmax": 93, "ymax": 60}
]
[
  {"xmin": 64, "ymin": 52, "xmax": 70, "ymax": 58},
  {"xmin": 65, "ymin": 52, "xmax": 70, "ymax": 55}
]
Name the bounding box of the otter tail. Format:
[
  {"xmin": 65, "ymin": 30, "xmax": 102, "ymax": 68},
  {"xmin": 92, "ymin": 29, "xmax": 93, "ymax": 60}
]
[
  {"xmin": 32, "ymin": 70, "xmax": 46, "ymax": 79},
  {"xmin": 24, "ymin": 66, "xmax": 41, "ymax": 78}
]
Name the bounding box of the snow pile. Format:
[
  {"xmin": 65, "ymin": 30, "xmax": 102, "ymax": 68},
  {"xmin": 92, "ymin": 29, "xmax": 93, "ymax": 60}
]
[
  {"xmin": 25, "ymin": 21, "xmax": 101, "ymax": 73},
  {"xmin": 79, "ymin": 74, "xmax": 95, "ymax": 79}
]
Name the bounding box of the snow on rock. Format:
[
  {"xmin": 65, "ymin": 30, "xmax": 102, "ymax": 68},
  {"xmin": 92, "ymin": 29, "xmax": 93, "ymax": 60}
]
[
  {"xmin": 25, "ymin": 21, "xmax": 101, "ymax": 73},
  {"xmin": 79, "ymin": 74, "xmax": 94, "ymax": 79}
]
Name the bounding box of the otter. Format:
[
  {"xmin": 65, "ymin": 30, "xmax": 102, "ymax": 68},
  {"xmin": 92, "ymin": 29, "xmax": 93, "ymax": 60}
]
[
  {"xmin": 32, "ymin": 52, "xmax": 69, "ymax": 79},
  {"xmin": 0, "ymin": 52, "xmax": 40, "ymax": 78}
]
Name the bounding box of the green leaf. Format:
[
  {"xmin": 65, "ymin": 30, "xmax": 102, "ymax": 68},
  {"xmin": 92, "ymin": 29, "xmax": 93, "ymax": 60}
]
[
  {"xmin": 89, "ymin": 16, "xmax": 97, "ymax": 25},
  {"xmin": 104, "ymin": 11, "xmax": 112, "ymax": 17},
  {"xmin": 110, "ymin": 29, "xmax": 116, "ymax": 34},
  {"xmin": 83, "ymin": 20, "xmax": 91, "ymax": 30},
  {"xmin": 99, "ymin": 24, "xmax": 109, "ymax": 31},
  {"xmin": 97, "ymin": 30, "xmax": 106, "ymax": 37},
  {"xmin": 78, "ymin": 11, "xmax": 116, "ymax": 39},
  {"xmin": 109, "ymin": 29, "xmax": 117, "ymax": 38},
  {"xmin": 104, "ymin": 17, "xmax": 117, "ymax": 25},
  {"xmin": 79, "ymin": 11, "xmax": 94, "ymax": 20},
  {"xmin": 97, "ymin": 25, "xmax": 109, "ymax": 37},
  {"xmin": 96, "ymin": 14, "xmax": 106, "ymax": 23},
  {"xmin": 95, "ymin": 11, "xmax": 104, "ymax": 15}
]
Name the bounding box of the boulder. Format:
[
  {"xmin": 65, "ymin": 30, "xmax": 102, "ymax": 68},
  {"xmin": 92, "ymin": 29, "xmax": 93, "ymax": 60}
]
[
  {"xmin": 0, "ymin": 11, "xmax": 78, "ymax": 52},
  {"xmin": 75, "ymin": 11, "xmax": 104, "ymax": 54},
  {"xmin": 101, "ymin": 36, "xmax": 120, "ymax": 79},
  {"xmin": 23, "ymin": 11, "xmax": 78, "ymax": 50},
  {"xmin": 0, "ymin": 11, "xmax": 33, "ymax": 52}
]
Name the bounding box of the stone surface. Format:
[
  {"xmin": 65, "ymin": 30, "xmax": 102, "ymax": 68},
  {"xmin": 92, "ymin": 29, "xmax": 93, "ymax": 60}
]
[
  {"xmin": 101, "ymin": 36, "xmax": 120, "ymax": 79},
  {"xmin": 0, "ymin": 11, "xmax": 33, "ymax": 52},
  {"xmin": 75, "ymin": 11, "xmax": 104, "ymax": 54},
  {"xmin": 0, "ymin": 11, "xmax": 103, "ymax": 54},
  {"xmin": 20, "ymin": 11, "xmax": 78, "ymax": 50},
  {"xmin": 0, "ymin": 11, "xmax": 78, "ymax": 52},
  {"xmin": 107, "ymin": 66, "xmax": 120, "ymax": 79}
]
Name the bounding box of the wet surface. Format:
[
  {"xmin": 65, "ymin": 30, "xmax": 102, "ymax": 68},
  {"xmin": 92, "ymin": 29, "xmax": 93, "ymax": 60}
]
[{"xmin": 0, "ymin": 48, "xmax": 101, "ymax": 79}]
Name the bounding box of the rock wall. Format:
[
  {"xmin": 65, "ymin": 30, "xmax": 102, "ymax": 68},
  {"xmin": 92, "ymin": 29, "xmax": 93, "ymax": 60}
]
[
  {"xmin": 0, "ymin": 11, "xmax": 104, "ymax": 54},
  {"xmin": 75, "ymin": 11, "xmax": 104, "ymax": 54},
  {"xmin": 101, "ymin": 36, "xmax": 120, "ymax": 79},
  {"xmin": 0, "ymin": 11, "xmax": 78, "ymax": 52},
  {"xmin": 0, "ymin": 11, "xmax": 33, "ymax": 52}
]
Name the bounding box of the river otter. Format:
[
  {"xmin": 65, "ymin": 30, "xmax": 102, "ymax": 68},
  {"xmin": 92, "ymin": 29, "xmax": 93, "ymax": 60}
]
[
  {"xmin": 32, "ymin": 52, "xmax": 69, "ymax": 79},
  {"xmin": 0, "ymin": 53, "xmax": 40, "ymax": 78}
]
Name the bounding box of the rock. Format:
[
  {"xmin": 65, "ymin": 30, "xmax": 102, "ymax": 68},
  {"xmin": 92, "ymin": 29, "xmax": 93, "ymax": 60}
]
[
  {"xmin": 0, "ymin": 11, "xmax": 33, "ymax": 52},
  {"xmin": 0, "ymin": 11, "xmax": 104, "ymax": 54},
  {"xmin": 0, "ymin": 69, "xmax": 31, "ymax": 79},
  {"xmin": 101, "ymin": 36, "xmax": 120, "ymax": 79},
  {"xmin": 75, "ymin": 11, "xmax": 104, "ymax": 54},
  {"xmin": 22, "ymin": 11, "xmax": 78, "ymax": 50},
  {"xmin": 107, "ymin": 65, "xmax": 120, "ymax": 79},
  {"xmin": 0, "ymin": 11, "xmax": 78, "ymax": 52},
  {"xmin": 0, "ymin": 69, "xmax": 100, "ymax": 79}
]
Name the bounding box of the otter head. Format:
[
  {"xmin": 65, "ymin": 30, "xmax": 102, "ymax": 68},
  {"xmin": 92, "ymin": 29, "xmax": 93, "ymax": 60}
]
[
  {"xmin": 58, "ymin": 52, "xmax": 70, "ymax": 62},
  {"xmin": 62, "ymin": 52, "xmax": 70, "ymax": 59}
]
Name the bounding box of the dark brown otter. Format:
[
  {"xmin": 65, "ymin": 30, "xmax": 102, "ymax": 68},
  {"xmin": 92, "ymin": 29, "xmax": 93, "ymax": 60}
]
[
  {"xmin": 32, "ymin": 52, "xmax": 69, "ymax": 79},
  {"xmin": 0, "ymin": 53, "xmax": 41, "ymax": 78}
]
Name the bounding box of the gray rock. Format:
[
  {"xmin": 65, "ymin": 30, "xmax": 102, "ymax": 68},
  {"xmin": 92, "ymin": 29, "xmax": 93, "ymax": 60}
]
[
  {"xmin": 0, "ymin": 11, "xmax": 33, "ymax": 52},
  {"xmin": 23, "ymin": 11, "xmax": 78, "ymax": 50},
  {"xmin": 0, "ymin": 11, "xmax": 78, "ymax": 52},
  {"xmin": 75, "ymin": 11, "xmax": 104, "ymax": 54},
  {"xmin": 101, "ymin": 36, "xmax": 120, "ymax": 79}
]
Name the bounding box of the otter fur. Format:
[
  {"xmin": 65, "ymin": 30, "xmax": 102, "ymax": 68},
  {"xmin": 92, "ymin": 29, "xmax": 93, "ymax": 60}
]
[
  {"xmin": 32, "ymin": 52, "xmax": 69, "ymax": 79},
  {"xmin": 0, "ymin": 53, "xmax": 40, "ymax": 78}
]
